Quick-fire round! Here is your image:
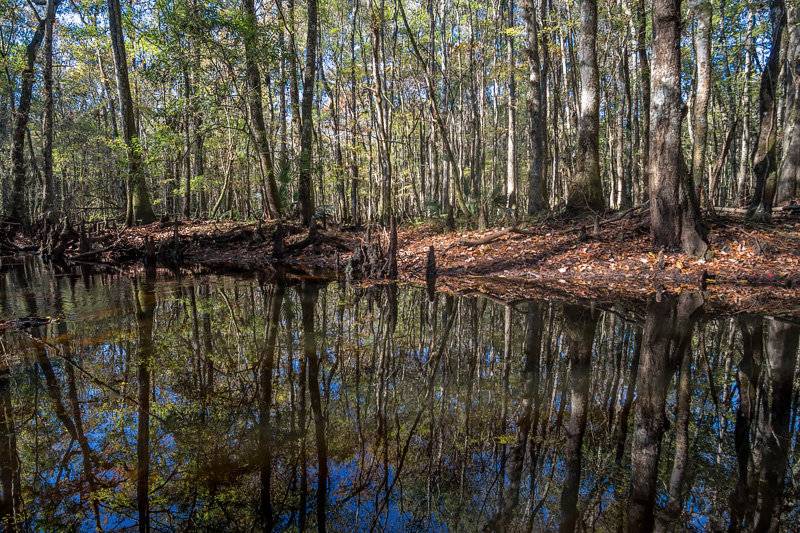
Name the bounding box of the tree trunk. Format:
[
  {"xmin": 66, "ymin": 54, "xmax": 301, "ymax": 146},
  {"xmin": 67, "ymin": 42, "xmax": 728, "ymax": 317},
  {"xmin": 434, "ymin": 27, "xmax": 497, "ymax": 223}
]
[
  {"xmin": 637, "ymin": 0, "xmax": 651, "ymax": 203},
  {"xmin": 648, "ymin": 0, "xmax": 708, "ymax": 255},
  {"xmin": 506, "ymin": 0, "xmax": 517, "ymax": 214},
  {"xmin": 748, "ymin": 0, "xmax": 786, "ymax": 221},
  {"xmin": 8, "ymin": 13, "xmax": 46, "ymax": 225},
  {"xmin": 243, "ymin": 0, "xmax": 282, "ymax": 218},
  {"xmin": 41, "ymin": 0, "xmax": 60, "ymax": 221},
  {"xmin": 297, "ymin": 0, "xmax": 318, "ymax": 226},
  {"xmin": 688, "ymin": 0, "xmax": 712, "ymax": 199},
  {"xmin": 567, "ymin": 0, "xmax": 604, "ymax": 211},
  {"xmin": 777, "ymin": 5, "xmax": 800, "ymax": 203},
  {"xmin": 522, "ymin": 0, "xmax": 546, "ymax": 214},
  {"xmin": 108, "ymin": 0, "xmax": 156, "ymax": 225}
]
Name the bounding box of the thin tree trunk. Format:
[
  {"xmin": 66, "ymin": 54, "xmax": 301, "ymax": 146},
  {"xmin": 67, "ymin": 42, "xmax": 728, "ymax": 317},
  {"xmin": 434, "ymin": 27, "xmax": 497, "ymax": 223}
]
[
  {"xmin": 297, "ymin": 0, "xmax": 318, "ymax": 225},
  {"xmin": 506, "ymin": 0, "xmax": 517, "ymax": 214},
  {"xmin": 689, "ymin": 0, "xmax": 712, "ymax": 200},
  {"xmin": 108, "ymin": 0, "xmax": 156, "ymax": 225},
  {"xmin": 41, "ymin": 0, "xmax": 60, "ymax": 220}
]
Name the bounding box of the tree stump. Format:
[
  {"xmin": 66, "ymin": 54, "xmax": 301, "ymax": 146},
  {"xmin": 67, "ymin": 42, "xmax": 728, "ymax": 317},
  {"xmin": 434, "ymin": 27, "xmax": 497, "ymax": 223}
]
[
  {"xmin": 387, "ymin": 215, "xmax": 398, "ymax": 279},
  {"xmin": 272, "ymin": 221, "xmax": 286, "ymax": 260}
]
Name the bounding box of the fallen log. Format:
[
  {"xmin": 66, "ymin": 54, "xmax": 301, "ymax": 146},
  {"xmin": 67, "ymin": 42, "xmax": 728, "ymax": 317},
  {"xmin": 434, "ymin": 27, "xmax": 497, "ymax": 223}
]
[{"xmin": 458, "ymin": 226, "xmax": 538, "ymax": 246}]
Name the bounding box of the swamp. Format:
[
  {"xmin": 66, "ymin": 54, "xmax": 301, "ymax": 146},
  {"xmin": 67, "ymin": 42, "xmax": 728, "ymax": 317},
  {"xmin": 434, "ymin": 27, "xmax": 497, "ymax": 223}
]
[{"xmin": 0, "ymin": 257, "xmax": 798, "ymax": 531}]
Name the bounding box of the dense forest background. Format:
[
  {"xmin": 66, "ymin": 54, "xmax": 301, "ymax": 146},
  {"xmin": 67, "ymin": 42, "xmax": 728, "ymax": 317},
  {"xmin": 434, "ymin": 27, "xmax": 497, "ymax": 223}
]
[{"xmin": 0, "ymin": 0, "xmax": 796, "ymax": 243}]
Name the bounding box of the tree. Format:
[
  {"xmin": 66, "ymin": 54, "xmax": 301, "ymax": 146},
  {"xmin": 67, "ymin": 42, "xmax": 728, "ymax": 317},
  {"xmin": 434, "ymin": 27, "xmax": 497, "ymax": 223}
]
[
  {"xmin": 40, "ymin": 0, "xmax": 61, "ymax": 220},
  {"xmin": 748, "ymin": 0, "xmax": 786, "ymax": 221},
  {"xmin": 522, "ymin": 0, "xmax": 547, "ymax": 214},
  {"xmin": 648, "ymin": 0, "xmax": 708, "ymax": 255},
  {"xmin": 297, "ymin": 0, "xmax": 318, "ymax": 226},
  {"xmin": 688, "ymin": 0, "xmax": 711, "ymax": 200},
  {"xmin": 242, "ymin": 0, "xmax": 282, "ymax": 218},
  {"xmin": 108, "ymin": 0, "xmax": 156, "ymax": 225},
  {"xmin": 8, "ymin": 5, "xmax": 46, "ymax": 226},
  {"xmin": 567, "ymin": 0, "xmax": 603, "ymax": 211}
]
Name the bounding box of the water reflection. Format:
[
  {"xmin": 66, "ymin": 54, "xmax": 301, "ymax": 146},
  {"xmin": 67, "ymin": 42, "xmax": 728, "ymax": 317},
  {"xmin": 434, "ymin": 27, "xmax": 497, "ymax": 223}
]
[{"xmin": 0, "ymin": 259, "xmax": 798, "ymax": 531}]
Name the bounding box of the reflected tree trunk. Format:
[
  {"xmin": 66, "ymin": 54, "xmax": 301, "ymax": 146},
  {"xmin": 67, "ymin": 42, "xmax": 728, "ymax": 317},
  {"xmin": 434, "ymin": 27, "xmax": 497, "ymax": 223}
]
[
  {"xmin": 655, "ymin": 345, "xmax": 693, "ymax": 531},
  {"xmin": 559, "ymin": 303, "xmax": 600, "ymax": 533},
  {"xmin": 0, "ymin": 361, "xmax": 20, "ymax": 533},
  {"xmin": 300, "ymin": 282, "xmax": 327, "ymax": 532},
  {"xmin": 626, "ymin": 292, "xmax": 703, "ymax": 532},
  {"xmin": 259, "ymin": 285, "xmax": 285, "ymax": 530},
  {"xmin": 487, "ymin": 302, "xmax": 543, "ymax": 531},
  {"xmin": 752, "ymin": 318, "xmax": 799, "ymax": 532},
  {"xmin": 729, "ymin": 316, "xmax": 764, "ymax": 531},
  {"xmin": 134, "ymin": 278, "xmax": 156, "ymax": 533}
]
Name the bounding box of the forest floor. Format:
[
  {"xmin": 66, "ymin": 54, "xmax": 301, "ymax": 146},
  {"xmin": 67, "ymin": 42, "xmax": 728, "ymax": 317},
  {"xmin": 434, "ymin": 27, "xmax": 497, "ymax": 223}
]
[{"xmin": 7, "ymin": 208, "xmax": 800, "ymax": 315}]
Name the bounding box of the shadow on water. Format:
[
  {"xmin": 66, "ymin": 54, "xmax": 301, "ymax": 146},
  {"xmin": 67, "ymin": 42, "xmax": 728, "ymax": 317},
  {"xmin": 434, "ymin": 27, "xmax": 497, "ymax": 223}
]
[{"xmin": 0, "ymin": 256, "xmax": 798, "ymax": 531}]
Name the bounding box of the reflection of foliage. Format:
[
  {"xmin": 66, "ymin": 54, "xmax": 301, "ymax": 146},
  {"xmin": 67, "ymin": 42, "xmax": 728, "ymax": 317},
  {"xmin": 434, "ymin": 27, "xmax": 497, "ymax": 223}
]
[{"xmin": 0, "ymin": 260, "xmax": 798, "ymax": 531}]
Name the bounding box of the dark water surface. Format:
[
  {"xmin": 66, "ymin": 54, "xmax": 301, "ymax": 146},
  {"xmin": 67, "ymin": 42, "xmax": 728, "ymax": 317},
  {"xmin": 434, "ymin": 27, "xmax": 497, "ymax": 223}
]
[{"xmin": 0, "ymin": 258, "xmax": 798, "ymax": 531}]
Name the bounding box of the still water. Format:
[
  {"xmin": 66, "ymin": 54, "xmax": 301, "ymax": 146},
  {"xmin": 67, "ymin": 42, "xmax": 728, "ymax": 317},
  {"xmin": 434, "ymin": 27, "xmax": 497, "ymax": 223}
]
[{"xmin": 0, "ymin": 258, "xmax": 797, "ymax": 532}]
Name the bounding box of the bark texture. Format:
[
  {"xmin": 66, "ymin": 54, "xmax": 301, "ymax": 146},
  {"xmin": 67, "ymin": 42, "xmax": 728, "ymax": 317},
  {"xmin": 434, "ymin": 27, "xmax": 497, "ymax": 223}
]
[{"xmin": 648, "ymin": 0, "xmax": 708, "ymax": 255}]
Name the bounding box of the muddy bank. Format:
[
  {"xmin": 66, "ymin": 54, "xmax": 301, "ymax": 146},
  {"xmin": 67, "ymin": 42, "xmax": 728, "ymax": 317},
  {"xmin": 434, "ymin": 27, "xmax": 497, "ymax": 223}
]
[{"xmin": 5, "ymin": 213, "xmax": 800, "ymax": 315}]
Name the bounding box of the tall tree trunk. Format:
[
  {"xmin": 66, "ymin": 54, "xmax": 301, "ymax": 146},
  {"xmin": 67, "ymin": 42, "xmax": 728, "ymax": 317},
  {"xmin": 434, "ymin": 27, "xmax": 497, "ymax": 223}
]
[
  {"xmin": 748, "ymin": 0, "xmax": 786, "ymax": 221},
  {"xmin": 506, "ymin": 0, "xmax": 517, "ymax": 214},
  {"xmin": 183, "ymin": 68, "xmax": 192, "ymax": 218},
  {"xmin": 689, "ymin": 0, "xmax": 712, "ymax": 199},
  {"xmin": 567, "ymin": 0, "xmax": 604, "ymax": 211},
  {"xmin": 637, "ymin": 0, "xmax": 650, "ymax": 203},
  {"xmin": 243, "ymin": 0, "xmax": 282, "ymax": 218},
  {"xmin": 777, "ymin": 5, "xmax": 800, "ymax": 203},
  {"xmin": 108, "ymin": 0, "xmax": 156, "ymax": 225},
  {"xmin": 648, "ymin": 0, "xmax": 708, "ymax": 255},
  {"xmin": 522, "ymin": 0, "xmax": 547, "ymax": 214},
  {"xmin": 8, "ymin": 14, "xmax": 45, "ymax": 225},
  {"xmin": 41, "ymin": 0, "xmax": 60, "ymax": 221},
  {"xmin": 297, "ymin": 0, "xmax": 318, "ymax": 226},
  {"xmin": 736, "ymin": 11, "xmax": 755, "ymax": 205}
]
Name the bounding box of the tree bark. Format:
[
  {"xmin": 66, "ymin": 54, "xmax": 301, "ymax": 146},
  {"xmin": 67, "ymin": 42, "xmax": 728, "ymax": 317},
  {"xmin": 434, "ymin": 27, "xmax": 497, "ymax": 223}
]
[
  {"xmin": 648, "ymin": 0, "xmax": 708, "ymax": 255},
  {"xmin": 748, "ymin": 0, "xmax": 786, "ymax": 221},
  {"xmin": 297, "ymin": 0, "xmax": 318, "ymax": 226},
  {"xmin": 688, "ymin": 0, "xmax": 712, "ymax": 199},
  {"xmin": 506, "ymin": 0, "xmax": 517, "ymax": 214},
  {"xmin": 41, "ymin": 0, "xmax": 60, "ymax": 221},
  {"xmin": 108, "ymin": 0, "xmax": 156, "ymax": 225},
  {"xmin": 567, "ymin": 0, "xmax": 604, "ymax": 211},
  {"xmin": 8, "ymin": 12, "xmax": 46, "ymax": 225},
  {"xmin": 243, "ymin": 0, "xmax": 282, "ymax": 218},
  {"xmin": 777, "ymin": 5, "xmax": 800, "ymax": 203},
  {"xmin": 522, "ymin": 0, "xmax": 547, "ymax": 214}
]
